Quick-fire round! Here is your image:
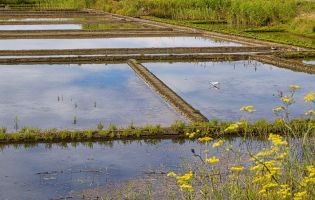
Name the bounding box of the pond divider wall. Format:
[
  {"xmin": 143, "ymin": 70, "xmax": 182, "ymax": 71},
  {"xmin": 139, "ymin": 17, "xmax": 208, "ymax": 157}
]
[
  {"xmin": 0, "ymin": 46, "xmax": 278, "ymax": 56},
  {"xmin": 252, "ymin": 55, "xmax": 315, "ymax": 74},
  {"xmin": 0, "ymin": 31, "xmax": 197, "ymax": 39},
  {"xmin": 0, "ymin": 54, "xmax": 251, "ymax": 65},
  {"xmin": 0, "ymin": 20, "xmax": 139, "ymax": 25},
  {"xmin": 0, "ymin": 53, "xmax": 312, "ymax": 75},
  {"xmin": 127, "ymin": 59, "xmax": 208, "ymax": 122}
]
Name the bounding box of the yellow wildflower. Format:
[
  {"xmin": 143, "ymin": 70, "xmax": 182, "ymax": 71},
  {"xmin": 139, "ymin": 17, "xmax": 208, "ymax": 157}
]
[
  {"xmin": 277, "ymin": 184, "xmax": 291, "ymax": 198},
  {"xmin": 206, "ymin": 156, "xmax": 220, "ymax": 164},
  {"xmin": 167, "ymin": 172, "xmax": 177, "ymax": 177},
  {"xmin": 275, "ymin": 152, "xmax": 288, "ymax": 159},
  {"xmin": 176, "ymin": 171, "xmax": 193, "ymax": 183},
  {"xmin": 262, "ymin": 182, "xmax": 278, "ymax": 189},
  {"xmin": 180, "ymin": 183, "xmax": 194, "ymax": 192},
  {"xmin": 231, "ymin": 166, "xmax": 245, "ymax": 172},
  {"xmin": 186, "ymin": 132, "xmax": 196, "ymax": 139},
  {"xmin": 198, "ymin": 136, "xmax": 213, "ymax": 143},
  {"xmin": 272, "ymin": 106, "xmax": 283, "ymax": 113},
  {"xmin": 306, "ymin": 165, "xmax": 315, "ymax": 174},
  {"xmin": 212, "ymin": 139, "xmax": 224, "ymax": 148},
  {"xmin": 258, "ymin": 188, "xmax": 267, "ymax": 195},
  {"xmin": 290, "ymin": 85, "xmax": 301, "ymax": 90},
  {"xmin": 281, "ymin": 96, "xmax": 293, "ymax": 104},
  {"xmin": 301, "ymin": 165, "xmax": 315, "ymax": 186},
  {"xmin": 304, "ymin": 92, "xmax": 315, "ymax": 102},
  {"xmin": 255, "ymin": 150, "xmax": 273, "ymax": 158},
  {"xmin": 293, "ymin": 191, "xmax": 307, "ymax": 200},
  {"xmin": 268, "ymin": 134, "xmax": 288, "ymax": 146},
  {"xmin": 224, "ymin": 123, "xmax": 240, "ymax": 132},
  {"xmin": 305, "ymin": 109, "xmax": 315, "ymax": 116},
  {"xmin": 240, "ymin": 105, "xmax": 256, "ymax": 113}
]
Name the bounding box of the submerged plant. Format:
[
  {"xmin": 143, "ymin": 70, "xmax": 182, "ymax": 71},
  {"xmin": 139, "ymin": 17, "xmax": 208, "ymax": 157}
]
[
  {"xmin": 97, "ymin": 122, "xmax": 104, "ymax": 131},
  {"xmin": 73, "ymin": 116, "xmax": 77, "ymax": 125}
]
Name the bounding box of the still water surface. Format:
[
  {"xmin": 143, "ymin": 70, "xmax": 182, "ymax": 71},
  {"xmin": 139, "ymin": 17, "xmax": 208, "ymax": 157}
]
[
  {"xmin": 0, "ymin": 64, "xmax": 184, "ymax": 131},
  {"xmin": 145, "ymin": 60, "xmax": 315, "ymax": 121}
]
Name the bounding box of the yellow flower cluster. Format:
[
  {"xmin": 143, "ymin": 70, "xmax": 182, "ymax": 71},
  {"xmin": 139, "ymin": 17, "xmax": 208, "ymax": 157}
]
[
  {"xmin": 304, "ymin": 92, "xmax": 315, "ymax": 102},
  {"xmin": 240, "ymin": 105, "xmax": 256, "ymax": 113},
  {"xmin": 290, "ymin": 85, "xmax": 301, "ymax": 90},
  {"xmin": 198, "ymin": 136, "xmax": 213, "ymax": 143},
  {"xmin": 301, "ymin": 165, "xmax": 315, "ymax": 186},
  {"xmin": 212, "ymin": 139, "xmax": 225, "ymax": 148},
  {"xmin": 231, "ymin": 166, "xmax": 245, "ymax": 172},
  {"xmin": 268, "ymin": 134, "xmax": 288, "ymax": 146},
  {"xmin": 293, "ymin": 191, "xmax": 307, "ymax": 200},
  {"xmin": 305, "ymin": 109, "xmax": 315, "ymax": 116},
  {"xmin": 291, "ymin": 165, "xmax": 315, "ymax": 199},
  {"xmin": 224, "ymin": 122, "xmax": 243, "ymax": 132},
  {"xmin": 167, "ymin": 171, "xmax": 194, "ymax": 193},
  {"xmin": 250, "ymin": 134, "xmax": 289, "ymax": 197},
  {"xmin": 272, "ymin": 106, "xmax": 283, "ymax": 113},
  {"xmin": 281, "ymin": 96, "xmax": 293, "ymax": 104},
  {"xmin": 277, "ymin": 184, "xmax": 291, "ymax": 198},
  {"xmin": 206, "ymin": 156, "xmax": 220, "ymax": 164},
  {"xmin": 186, "ymin": 131, "xmax": 196, "ymax": 139}
]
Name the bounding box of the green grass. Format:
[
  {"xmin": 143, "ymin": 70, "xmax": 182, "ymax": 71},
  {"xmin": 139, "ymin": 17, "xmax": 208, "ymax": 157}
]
[
  {"xmin": 0, "ymin": 118, "xmax": 313, "ymax": 144},
  {"xmin": 143, "ymin": 16, "xmax": 315, "ymax": 49},
  {"xmin": 5, "ymin": 0, "xmax": 314, "ymax": 48}
]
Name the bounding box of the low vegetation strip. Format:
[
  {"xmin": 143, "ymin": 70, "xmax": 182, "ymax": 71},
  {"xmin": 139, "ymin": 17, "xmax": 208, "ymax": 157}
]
[{"xmin": 0, "ymin": 118, "xmax": 313, "ymax": 144}]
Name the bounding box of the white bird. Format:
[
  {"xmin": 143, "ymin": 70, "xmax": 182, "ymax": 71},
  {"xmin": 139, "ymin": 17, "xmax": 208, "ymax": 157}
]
[{"xmin": 209, "ymin": 81, "xmax": 220, "ymax": 89}]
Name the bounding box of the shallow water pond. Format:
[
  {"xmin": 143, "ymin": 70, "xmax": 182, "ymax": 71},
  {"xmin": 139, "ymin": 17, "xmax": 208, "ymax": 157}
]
[
  {"xmin": 0, "ymin": 64, "xmax": 184, "ymax": 131},
  {"xmin": 0, "ymin": 138, "xmax": 268, "ymax": 200},
  {"xmin": 145, "ymin": 60, "xmax": 315, "ymax": 121},
  {"xmin": 81, "ymin": 22, "xmax": 148, "ymax": 30},
  {"xmin": 0, "ymin": 37, "xmax": 241, "ymax": 50},
  {"xmin": 0, "ymin": 24, "xmax": 82, "ymax": 30},
  {"xmin": 0, "ymin": 18, "xmax": 74, "ymax": 21},
  {"xmin": 303, "ymin": 60, "xmax": 315, "ymax": 65}
]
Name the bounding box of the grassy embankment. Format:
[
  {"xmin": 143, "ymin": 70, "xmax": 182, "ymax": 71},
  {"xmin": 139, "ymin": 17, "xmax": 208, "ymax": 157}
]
[
  {"xmin": 0, "ymin": 118, "xmax": 313, "ymax": 144},
  {"xmin": 29, "ymin": 0, "xmax": 315, "ymax": 49}
]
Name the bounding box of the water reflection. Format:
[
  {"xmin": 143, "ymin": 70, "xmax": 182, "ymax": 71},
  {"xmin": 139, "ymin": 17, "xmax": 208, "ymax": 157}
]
[
  {"xmin": 0, "ymin": 37, "xmax": 241, "ymax": 50},
  {"xmin": 145, "ymin": 60, "xmax": 315, "ymax": 121},
  {"xmin": 303, "ymin": 60, "xmax": 315, "ymax": 65},
  {"xmin": 0, "ymin": 138, "xmax": 268, "ymax": 200},
  {"xmin": 0, "ymin": 24, "xmax": 82, "ymax": 30},
  {"xmin": 0, "ymin": 64, "xmax": 184, "ymax": 131}
]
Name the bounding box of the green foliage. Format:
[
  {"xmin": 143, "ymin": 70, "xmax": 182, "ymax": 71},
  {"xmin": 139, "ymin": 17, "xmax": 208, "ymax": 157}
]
[
  {"xmin": 0, "ymin": 118, "xmax": 313, "ymax": 144},
  {"xmin": 96, "ymin": 122, "xmax": 104, "ymax": 131},
  {"xmin": 171, "ymin": 120, "xmax": 186, "ymax": 132},
  {"xmin": 22, "ymin": 0, "xmax": 304, "ymax": 26}
]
